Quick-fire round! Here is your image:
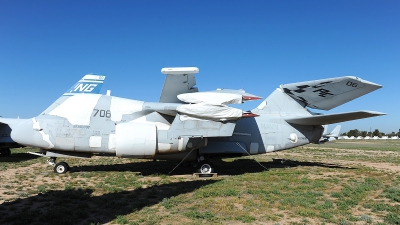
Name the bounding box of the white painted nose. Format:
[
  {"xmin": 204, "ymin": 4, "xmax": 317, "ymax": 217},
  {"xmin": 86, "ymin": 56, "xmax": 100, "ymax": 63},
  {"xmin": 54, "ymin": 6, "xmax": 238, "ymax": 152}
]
[{"xmin": 10, "ymin": 119, "xmax": 52, "ymax": 149}]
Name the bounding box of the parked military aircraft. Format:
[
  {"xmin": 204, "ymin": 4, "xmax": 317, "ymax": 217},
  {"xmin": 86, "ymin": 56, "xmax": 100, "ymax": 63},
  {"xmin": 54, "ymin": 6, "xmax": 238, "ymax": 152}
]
[
  {"xmin": 0, "ymin": 67, "xmax": 385, "ymax": 174},
  {"xmin": 0, "ymin": 118, "xmax": 23, "ymax": 156},
  {"xmin": 318, "ymin": 125, "xmax": 341, "ymax": 143}
]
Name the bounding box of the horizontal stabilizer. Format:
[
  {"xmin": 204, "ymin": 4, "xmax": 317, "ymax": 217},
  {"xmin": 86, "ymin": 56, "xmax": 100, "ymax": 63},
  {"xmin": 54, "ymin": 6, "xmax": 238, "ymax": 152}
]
[
  {"xmin": 281, "ymin": 76, "xmax": 382, "ymax": 110},
  {"xmin": 285, "ymin": 111, "xmax": 385, "ymax": 125}
]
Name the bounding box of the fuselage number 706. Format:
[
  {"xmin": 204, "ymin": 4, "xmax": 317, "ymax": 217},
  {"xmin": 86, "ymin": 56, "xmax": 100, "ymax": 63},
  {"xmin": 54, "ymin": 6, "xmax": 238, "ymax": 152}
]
[{"xmin": 93, "ymin": 109, "xmax": 111, "ymax": 118}]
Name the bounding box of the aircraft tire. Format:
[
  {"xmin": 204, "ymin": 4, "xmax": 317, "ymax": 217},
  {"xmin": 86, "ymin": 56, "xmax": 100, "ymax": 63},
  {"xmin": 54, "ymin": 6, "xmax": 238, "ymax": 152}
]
[
  {"xmin": 54, "ymin": 162, "xmax": 69, "ymax": 174},
  {"xmin": 197, "ymin": 161, "xmax": 214, "ymax": 174},
  {"xmin": 0, "ymin": 148, "xmax": 11, "ymax": 157}
]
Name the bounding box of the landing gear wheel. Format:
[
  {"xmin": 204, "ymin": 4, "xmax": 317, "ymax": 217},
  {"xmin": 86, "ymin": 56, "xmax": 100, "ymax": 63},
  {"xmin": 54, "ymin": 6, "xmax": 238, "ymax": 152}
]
[
  {"xmin": 0, "ymin": 148, "xmax": 11, "ymax": 157},
  {"xmin": 197, "ymin": 161, "xmax": 214, "ymax": 174},
  {"xmin": 54, "ymin": 162, "xmax": 69, "ymax": 174}
]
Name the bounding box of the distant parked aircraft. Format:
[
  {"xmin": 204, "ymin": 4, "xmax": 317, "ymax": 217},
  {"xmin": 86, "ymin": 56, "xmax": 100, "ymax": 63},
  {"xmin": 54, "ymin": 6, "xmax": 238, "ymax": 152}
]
[{"xmin": 319, "ymin": 125, "xmax": 341, "ymax": 143}]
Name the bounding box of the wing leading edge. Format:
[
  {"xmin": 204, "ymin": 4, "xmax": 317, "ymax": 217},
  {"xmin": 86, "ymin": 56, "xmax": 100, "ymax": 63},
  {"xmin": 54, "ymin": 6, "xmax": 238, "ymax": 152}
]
[{"xmin": 285, "ymin": 111, "xmax": 386, "ymax": 126}]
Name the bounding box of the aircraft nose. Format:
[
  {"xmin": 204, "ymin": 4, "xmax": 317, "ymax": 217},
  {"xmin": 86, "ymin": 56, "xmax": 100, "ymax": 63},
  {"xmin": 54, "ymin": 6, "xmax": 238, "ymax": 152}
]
[{"xmin": 10, "ymin": 118, "xmax": 54, "ymax": 149}]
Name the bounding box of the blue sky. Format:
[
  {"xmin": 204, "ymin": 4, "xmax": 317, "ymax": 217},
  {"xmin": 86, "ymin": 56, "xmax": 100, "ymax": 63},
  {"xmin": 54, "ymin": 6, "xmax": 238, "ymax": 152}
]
[{"xmin": 0, "ymin": 0, "xmax": 399, "ymax": 134}]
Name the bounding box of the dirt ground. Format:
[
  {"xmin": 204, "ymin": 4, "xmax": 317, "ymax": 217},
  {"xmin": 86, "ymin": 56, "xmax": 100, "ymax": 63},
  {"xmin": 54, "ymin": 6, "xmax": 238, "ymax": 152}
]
[{"xmin": 1, "ymin": 141, "xmax": 399, "ymax": 224}]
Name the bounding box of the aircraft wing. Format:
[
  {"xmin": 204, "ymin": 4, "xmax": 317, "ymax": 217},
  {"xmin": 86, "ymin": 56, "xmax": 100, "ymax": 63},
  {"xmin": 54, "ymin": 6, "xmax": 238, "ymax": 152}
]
[
  {"xmin": 285, "ymin": 111, "xmax": 385, "ymax": 125},
  {"xmin": 281, "ymin": 76, "xmax": 382, "ymax": 110},
  {"xmin": 159, "ymin": 67, "xmax": 199, "ymax": 103}
]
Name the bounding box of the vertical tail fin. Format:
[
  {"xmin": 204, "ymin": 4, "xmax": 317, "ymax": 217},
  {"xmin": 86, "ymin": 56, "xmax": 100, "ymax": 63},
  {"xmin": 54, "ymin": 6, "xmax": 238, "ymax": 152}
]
[
  {"xmin": 328, "ymin": 125, "xmax": 341, "ymax": 137},
  {"xmin": 159, "ymin": 67, "xmax": 199, "ymax": 103},
  {"xmin": 253, "ymin": 88, "xmax": 311, "ymax": 117},
  {"xmin": 64, "ymin": 75, "xmax": 106, "ymax": 95},
  {"xmin": 322, "ymin": 125, "xmax": 329, "ymax": 135},
  {"xmin": 41, "ymin": 74, "xmax": 106, "ymax": 115}
]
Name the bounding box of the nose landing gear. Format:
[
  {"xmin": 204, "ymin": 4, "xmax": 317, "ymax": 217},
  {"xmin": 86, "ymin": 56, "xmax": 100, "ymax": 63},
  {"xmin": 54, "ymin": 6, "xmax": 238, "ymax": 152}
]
[
  {"xmin": 47, "ymin": 157, "xmax": 70, "ymax": 174},
  {"xmin": 54, "ymin": 162, "xmax": 69, "ymax": 174}
]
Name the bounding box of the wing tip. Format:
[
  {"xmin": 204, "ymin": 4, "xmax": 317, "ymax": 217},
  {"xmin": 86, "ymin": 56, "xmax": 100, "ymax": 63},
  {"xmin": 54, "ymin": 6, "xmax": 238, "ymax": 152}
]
[
  {"xmin": 359, "ymin": 110, "xmax": 386, "ymax": 116},
  {"xmin": 345, "ymin": 76, "xmax": 383, "ymax": 88}
]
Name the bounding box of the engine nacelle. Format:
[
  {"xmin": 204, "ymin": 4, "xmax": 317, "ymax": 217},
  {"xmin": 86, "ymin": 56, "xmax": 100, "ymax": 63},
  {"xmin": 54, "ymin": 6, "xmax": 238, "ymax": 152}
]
[
  {"xmin": 115, "ymin": 122, "xmax": 157, "ymax": 158},
  {"xmin": 112, "ymin": 121, "xmax": 209, "ymax": 158}
]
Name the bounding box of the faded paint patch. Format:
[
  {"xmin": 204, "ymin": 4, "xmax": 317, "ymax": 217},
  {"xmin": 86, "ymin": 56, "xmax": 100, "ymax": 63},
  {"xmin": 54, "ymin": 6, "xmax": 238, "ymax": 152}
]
[
  {"xmin": 89, "ymin": 136, "xmax": 102, "ymax": 147},
  {"xmin": 32, "ymin": 118, "xmax": 41, "ymax": 131},
  {"xmin": 32, "ymin": 118, "xmax": 54, "ymax": 149},
  {"xmin": 266, "ymin": 145, "xmax": 275, "ymax": 152},
  {"xmin": 39, "ymin": 131, "xmax": 54, "ymax": 149}
]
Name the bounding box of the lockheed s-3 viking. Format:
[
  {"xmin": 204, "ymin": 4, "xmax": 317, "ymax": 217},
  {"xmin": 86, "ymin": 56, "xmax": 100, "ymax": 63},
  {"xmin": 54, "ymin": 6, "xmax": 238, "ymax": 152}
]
[{"xmin": 0, "ymin": 67, "xmax": 384, "ymax": 174}]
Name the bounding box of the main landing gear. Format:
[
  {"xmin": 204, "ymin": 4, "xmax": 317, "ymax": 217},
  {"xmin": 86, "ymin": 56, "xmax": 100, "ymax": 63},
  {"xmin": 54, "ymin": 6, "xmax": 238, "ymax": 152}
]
[
  {"xmin": 168, "ymin": 153, "xmax": 216, "ymax": 175},
  {"xmin": 47, "ymin": 157, "xmax": 70, "ymax": 174},
  {"xmin": 0, "ymin": 148, "xmax": 11, "ymax": 157},
  {"xmin": 196, "ymin": 156, "xmax": 214, "ymax": 174}
]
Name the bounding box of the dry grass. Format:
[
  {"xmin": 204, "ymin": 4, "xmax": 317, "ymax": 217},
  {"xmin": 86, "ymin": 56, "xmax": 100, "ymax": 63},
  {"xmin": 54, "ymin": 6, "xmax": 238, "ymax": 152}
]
[{"xmin": 1, "ymin": 140, "xmax": 399, "ymax": 225}]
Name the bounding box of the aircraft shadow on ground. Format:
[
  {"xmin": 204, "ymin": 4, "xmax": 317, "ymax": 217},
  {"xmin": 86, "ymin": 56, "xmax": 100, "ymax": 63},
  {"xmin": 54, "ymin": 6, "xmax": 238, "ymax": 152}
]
[
  {"xmin": 213, "ymin": 158, "xmax": 354, "ymax": 175},
  {"xmin": 69, "ymin": 157, "xmax": 353, "ymax": 176},
  {"xmin": 0, "ymin": 152, "xmax": 38, "ymax": 163},
  {"xmin": 0, "ymin": 179, "xmax": 218, "ymax": 225}
]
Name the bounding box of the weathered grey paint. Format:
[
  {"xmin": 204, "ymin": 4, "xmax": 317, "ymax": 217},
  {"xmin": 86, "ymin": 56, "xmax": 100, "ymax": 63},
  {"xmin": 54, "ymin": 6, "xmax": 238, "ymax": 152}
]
[{"xmin": 0, "ymin": 70, "xmax": 385, "ymax": 170}]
